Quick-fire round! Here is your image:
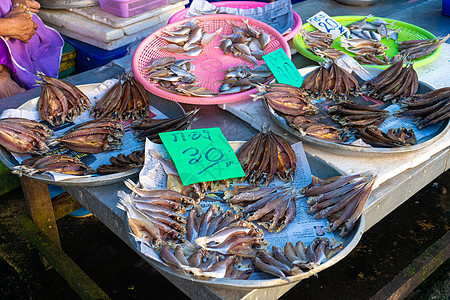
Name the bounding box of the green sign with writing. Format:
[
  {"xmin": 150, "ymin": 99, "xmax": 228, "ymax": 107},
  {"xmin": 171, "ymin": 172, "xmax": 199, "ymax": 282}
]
[
  {"xmin": 263, "ymin": 48, "xmax": 303, "ymax": 88},
  {"xmin": 159, "ymin": 128, "xmax": 245, "ymax": 186}
]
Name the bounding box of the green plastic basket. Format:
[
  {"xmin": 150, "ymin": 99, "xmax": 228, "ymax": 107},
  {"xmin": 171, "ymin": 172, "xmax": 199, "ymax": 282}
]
[{"xmin": 293, "ymin": 15, "xmax": 441, "ymax": 69}]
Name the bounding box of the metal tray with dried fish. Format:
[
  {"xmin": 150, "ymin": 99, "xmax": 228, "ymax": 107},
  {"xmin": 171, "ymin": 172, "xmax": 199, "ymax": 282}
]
[
  {"xmin": 132, "ymin": 14, "xmax": 290, "ymax": 105},
  {"xmin": 121, "ymin": 141, "xmax": 366, "ymax": 296},
  {"xmin": 263, "ymin": 67, "xmax": 450, "ymax": 156},
  {"xmin": 0, "ymin": 84, "xmax": 186, "ymax": 187},
  {"xmin": 293, "ymin": 16, "xmax": 443, "ymax": 69}
]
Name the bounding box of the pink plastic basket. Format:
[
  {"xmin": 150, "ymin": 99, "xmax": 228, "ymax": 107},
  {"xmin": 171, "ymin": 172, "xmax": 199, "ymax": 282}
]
[
  {"xmin": 132, "ymin": 14, "xmax": 291, "ymax": 105},
  {"xmin": 99, "ymin": 0, "xmax": 168, "ymax": 18},
  {"xmin": 167, "ymin": 1, "xmax": 302, "ymax": 41}
]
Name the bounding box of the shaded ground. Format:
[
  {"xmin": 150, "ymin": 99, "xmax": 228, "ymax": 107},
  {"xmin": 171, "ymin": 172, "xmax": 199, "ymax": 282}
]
[{"xmin": 0, "ymin": 170, "xmax": 449, "ymax": 300}]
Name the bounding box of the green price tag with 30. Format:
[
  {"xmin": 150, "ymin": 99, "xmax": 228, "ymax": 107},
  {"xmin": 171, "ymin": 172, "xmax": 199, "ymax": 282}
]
[
  {"xmin": 263, "ymin": 48, "xmax": 303, "ymax": 88},
  {"xmin": 159, "ymin": 128, "xmax": 245, "ymax": 186}
]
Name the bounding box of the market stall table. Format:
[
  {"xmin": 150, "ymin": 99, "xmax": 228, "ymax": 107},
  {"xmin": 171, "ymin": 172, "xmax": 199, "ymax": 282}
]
[{"xmin": 0, "ymin": 0, "xmax": 449, "ymax": 299}]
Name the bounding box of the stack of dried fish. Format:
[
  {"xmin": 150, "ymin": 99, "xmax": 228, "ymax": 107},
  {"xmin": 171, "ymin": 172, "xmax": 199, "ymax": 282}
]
[
  {"xmin": 285, "ymin": 116, "xmax": 348, "ymax": 143},
  {"xmin": 48, "ymin": 119, "xmax": 124, "ymax": 154},
  {"xmin": 398, "ymin": 87, "xmax": 450, "ymax": 129},
  {"xmin": 353, "ymin": 53, "xmax": 400, "ymax": 66},
  {"xmin": 345, "ymin": 15, "xmax": 398, "ymax": 42},
  {"xmin": 144, "ymin": 57, "xmax": 213, "ymax": 97},
  {"xmin": 192, "ymin": 205, "xmax": 266, "ymax": 256},
  {"xmin": 340, "ymin": 37, "xmax": 388, "ymax": 56},
  {"xmin": 398, "ymin": 34, "xmax": 449, "ymax": 60},
  {"xmin": 300, "ymin": 29, "xmax": 345, "ymax": 60},
  {"xmin": 302, "ymin": 61, "xmax": 360, "ymax": 101},
  {"xmin": 0, "ymin": 118, "xmax": 52, "ymax": 154},
  {"xmin": 361, "ymin": 59, "xmax": 418, "ymax": 101},
  {"xmin": 357, "ymin": 125, "xmax": 417, "ymax": 147},
  {"xmin": 254, "ymin": 238, "xmax": 343, "ymax": 279},
  {"xmin": 131, "ymin": 109, "xmax": 199, "ymax": 142},
  {"xmin": 36, "ymin": 72, "xmax": 92, "ymax": 126},
  {"xmin": 301, "ymin": 173, "xmax": 376, "ymax": 236},
  {"xmin": 97, "ymin": 150, "xmax": 144, "ymax": 174},
  {"xmin": 124, "ymin": 180, "xmax": 195, "ymax": 248},
  {"xmin": 328, "ymin": 102, "xmax": 389, "ymax": 128},
  {"xmin": 226, "ymin": 186, "xmax": 298, "ymax": 233},
  {"xmin": 235, "ymin": 130, "xmax": 296, "ymax": 185},
  {"xmin": 255, "ymin": 83, "xmax": 318, "ymax": 116},
  {"xmin": 219, "ymin": 19, "xmax": 271, "ymax": 67},
  {"xmin": 90, "ymin": 74, "xmax": 149, "ymax": 121},
  {"xmin": 150, "ymin": 149, "xmax": 230, "ymax": 201},
  {"xmin": 12, "ymin": 154, "xmax": 94, "ymax": 176},
  {"xmin": 218, "ymin": 64, "xmax": 272, "ymax": 95},
  {"xmin": 158, "ymin": 19, "xmax": 222, "ymax": 56}
]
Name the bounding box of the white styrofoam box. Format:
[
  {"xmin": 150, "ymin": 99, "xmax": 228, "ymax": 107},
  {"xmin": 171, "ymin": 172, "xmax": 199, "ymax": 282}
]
[
  {"xmin": 50, "ymin": 19, "xmax": 168, "ymax": 50},
  {"xmin": 69, "ymin": 0, "xmax": 188, "ymax": 28}
]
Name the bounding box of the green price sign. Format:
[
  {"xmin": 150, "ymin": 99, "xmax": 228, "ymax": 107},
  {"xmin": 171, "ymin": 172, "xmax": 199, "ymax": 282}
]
[
  {"xmin": 159, "ymin": 128, "xmax": 245, "ymax": 186},
  {"xmin": 263, "ymin": 48, "xmax": 303, "ymax": 88}
]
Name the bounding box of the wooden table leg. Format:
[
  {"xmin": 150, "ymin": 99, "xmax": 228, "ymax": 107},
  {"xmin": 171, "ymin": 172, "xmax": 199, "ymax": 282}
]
[{"xmin": 20, "ymin": 176, "xmax": 61, "ymax": 249}]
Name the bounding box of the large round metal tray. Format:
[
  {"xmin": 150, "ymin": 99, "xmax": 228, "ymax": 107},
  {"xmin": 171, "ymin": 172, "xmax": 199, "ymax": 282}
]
[
  {"xmin": 264, "ymin": 67, "xmax": 449, "ymax": 157},
  {"xmin": 126, "ymin": 147, "xmax": 365, "ymax": 294},
  {"xmin": 0, "ymin": 84, "xmax": 185, "ymax": 187}
]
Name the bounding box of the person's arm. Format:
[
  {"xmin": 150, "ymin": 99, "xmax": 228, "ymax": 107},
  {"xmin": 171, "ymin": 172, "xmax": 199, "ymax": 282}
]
[{"xmin": 0, "ymin": 12, "xmax": 37, "ymax": 43}]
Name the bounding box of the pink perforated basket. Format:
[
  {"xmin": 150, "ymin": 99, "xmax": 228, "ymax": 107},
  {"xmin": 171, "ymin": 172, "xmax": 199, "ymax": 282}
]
[
  {"xmin": 132, "ymin": 14, "xmax": 291, "ymax": 105},
  {"xmin": 167, "ymin": 1, "xmax": 302, "ymax": 42}
]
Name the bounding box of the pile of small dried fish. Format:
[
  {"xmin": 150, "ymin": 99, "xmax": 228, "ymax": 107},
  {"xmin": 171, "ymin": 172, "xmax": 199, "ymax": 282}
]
[
  {"xmin": 285, "ymin": 116, "xmax": 348, "ymax": 143},
  {"xmin": 353, "ymin": 53, "xmax": 399, "ymax": 66},
  {"xmin": 218, "ymin": 64, "xmax": 272, "ymax": 95},
  {"xmin": 361, "ymin": 59, "xmax": 418, "ymax": 101},
  {"xmin": 90, "ymin": 74, "xmax": 149, "ymax": 121},
  {"xmin": 48, "ymin": 119, "xmax": 124, "ymax": 154},
  {"xmin": 235, "ymin": 130, "xmax": 297, "ymax": 185},
  {"xmin": 158, "ymin": 18, "xmax": 222, "ymax": 56},
  {"xmin": 12, "ymin": 154, "xmax": 94, "ymax": 176},
  {"xmin": 254, "ymin": 238, "xmax": 343, "ymax": 279},
  {"xmin": 345, "ymin": 15, "xmax": 398, "ymax": 42},
  {"xmin": 357, "ymin": 126, "xmax": 417, "ymax": 147},
  {"xmin": 302, "ymin": 61, "xmax": 360, "ymax": 101},
  {"xmin": 144, "ymin": 57, "xmax": 213, "ymax": 97},
  {"xmin": 131, "ymin": 109, "xmax": 199, "ymax": 143},
  {"xmin": 398, "ymin": 34, "xmax": 449, "ymax": 60},
  {"xmin": 226, "ymin": 186, "xmax": 298, "ymax": 233},
  {"xmin": 300, "ymin": 29, "xmax": 345, "ymax": 60},
  {"xmin": 255, "ymin": 83, "xmax": 318, "ymax": 116},
  {"xmin": 121, "ymin": 182, "xmax": 194, "ymax": 249},
  {"xmin": 96, "ymin": 150, "xmax": 144, "ymax": 174},
  {"xmin": 398, "ymin": 87, "xmax": 450, "ymax": 129},
  {"xmin": 328, "ymin": 102, "xmax": 389, "ymax": 128},
  {"xmin": 36, "ymin": 72, "xmax": 92, "ymax": 126},
  {"xmin": 150, "ymin": 149, "xmax": 230, "ymax": 201},
  {"xmin": 0, "ymin": 118, "xmax": 52, "ymax": 154},
  {"xmin": 340, "ymin": 37, "xmax": 388, "ymax": 56},
  {"xmin": 302, "ymin": 173, "xmax": 376, "ymax": 236},
  {"xmin": 219, "ymin": 19, "xmax": 271, "ymax": 67}
]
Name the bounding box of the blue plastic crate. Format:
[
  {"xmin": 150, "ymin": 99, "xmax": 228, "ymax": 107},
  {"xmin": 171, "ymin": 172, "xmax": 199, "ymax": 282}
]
[{"xmin": 63, "ymin": 36, "xmax": 130, "ymax": 73}]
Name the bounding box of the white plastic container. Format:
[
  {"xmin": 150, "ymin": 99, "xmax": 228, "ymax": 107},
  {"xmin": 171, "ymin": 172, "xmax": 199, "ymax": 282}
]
[{"xmin": 99, "ymin": 0, "xmax": 168, "ymax": 18}]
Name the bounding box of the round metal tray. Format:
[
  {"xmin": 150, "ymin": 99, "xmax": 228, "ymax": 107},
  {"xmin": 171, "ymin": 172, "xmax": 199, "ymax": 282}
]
[
  {"xmin": 264, "ymin": 67, "xmax": 450, "ymax": 157},
  {"xmin": 0, "ymin": 84, "xmax": 185, "ymax": 187},
  {"xmin": 126, "ymin": 151, "xmax": 364, "ymax": 293}
]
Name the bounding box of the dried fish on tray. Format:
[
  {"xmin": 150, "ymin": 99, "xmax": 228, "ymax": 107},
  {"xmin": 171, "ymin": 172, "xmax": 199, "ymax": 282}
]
[
  {"xmin": 12, "ymin": 154, "xmax": 94, "ymax": 176},
  {"xmin": 97, "ymin": 150, "xmax": 145, "ymax": 174},
  {"xmin": 302, "ymin": 173, "xmax": 376, "ymax": 236},
  {"xmin": 0, "ymin": 118, "xmax": 53, "ymax": 155},
  {"xmin": 397, "ymin": 87, "xmax": 450, "ymax": 129},
  {"xmin": 36, "ymin": 72, "xmax": 92, "ymax": 126},
  {"xmin": 90, "ymin": 73, "xmax": 149, "ymax": 121},
  {"xmin": 48, "ymin": 119, "xmax": 125, "ymax": 154},
  {"xmin": 328, "ymin": 102, "xmax": 389, "ymax": 128},
  {"xmin": 356, "ymin": 126, "xmax": 417, "ymax": 148},
  {"xmin": 131, "ymin": 108, "xmax": 199, "ymax": 143}
]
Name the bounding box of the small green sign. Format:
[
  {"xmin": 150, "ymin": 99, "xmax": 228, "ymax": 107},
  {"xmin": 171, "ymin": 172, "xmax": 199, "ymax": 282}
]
[
  {"xmin": 263, "ymin": 48, "xmax": 303, "ymax": 88},
  {"xmin": 159, "ymin": 128, "xmax": 245, "ymax": 186}
]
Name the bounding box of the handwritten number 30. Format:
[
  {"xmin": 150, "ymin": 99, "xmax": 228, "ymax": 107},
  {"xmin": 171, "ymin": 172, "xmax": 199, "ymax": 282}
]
[{"xmin": 182, "ymin": 147, "xmax": 224, "ymax": 175}]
